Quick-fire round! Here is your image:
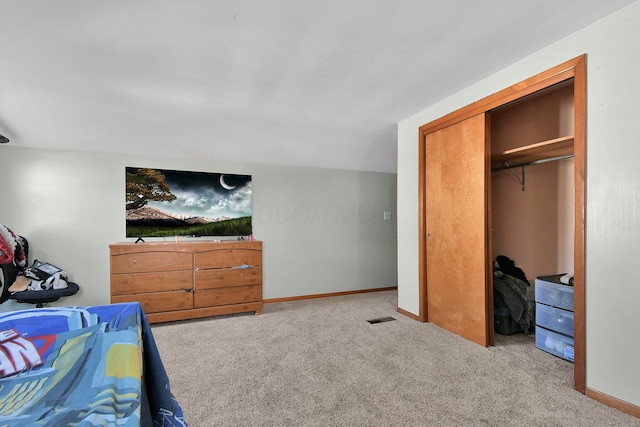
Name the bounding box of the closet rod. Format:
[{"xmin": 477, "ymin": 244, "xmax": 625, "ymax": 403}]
[
  {"xmin": 492, "ymin": 154, "xmax": 574, "ymax": 191},
  {"xmin": 491, "ymin": 154, "xmax": 574, "ymax": 172}
]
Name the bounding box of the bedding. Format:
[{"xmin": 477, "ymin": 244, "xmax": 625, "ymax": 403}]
[{"xmin": 0, "ymin": 302, "xmax": 186, "ymax": 426}]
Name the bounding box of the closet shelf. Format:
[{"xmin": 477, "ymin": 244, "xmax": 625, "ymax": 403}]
[{"xmin": 491, "ymin": 135, "xmax": 574, "ymax": 171}]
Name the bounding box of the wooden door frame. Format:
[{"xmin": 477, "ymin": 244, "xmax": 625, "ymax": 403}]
[{"xmin": 417, "ymin": 55, "xmax": 587, "ymax": 393}]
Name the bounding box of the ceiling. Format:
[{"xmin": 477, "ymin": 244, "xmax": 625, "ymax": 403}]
[{"xmin": 0, "ymin": 1, "xmax": 635, "ymax": 173}]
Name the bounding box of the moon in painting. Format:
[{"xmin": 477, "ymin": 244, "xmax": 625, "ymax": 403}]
[{"xmin": 219, "ymin": 174, "xmax": 236, "ymax": 190}]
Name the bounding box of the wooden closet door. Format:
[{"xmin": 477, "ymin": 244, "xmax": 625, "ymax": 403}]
[{"xmin": 425, "ymin": 113, "xmax": 491, "ymax": 346}]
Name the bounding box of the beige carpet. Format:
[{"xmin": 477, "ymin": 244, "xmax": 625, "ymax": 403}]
[{"xmin": 151, "ymin": 290, "xmax": 639, "ymax": 426}]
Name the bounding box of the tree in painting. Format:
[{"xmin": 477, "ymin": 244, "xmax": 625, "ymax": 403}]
[{"xmin": 126, "ymin": 168, "xmax": 177, "ymax": 210}]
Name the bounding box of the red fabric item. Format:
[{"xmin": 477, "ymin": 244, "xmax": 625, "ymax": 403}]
[
  {"xmin": 0, "ymin": 226, "xmax": 17, "ymax": 264},
  {"xmin": 0, "ymin": 225, "xmax": 25, "ymax": 266}
]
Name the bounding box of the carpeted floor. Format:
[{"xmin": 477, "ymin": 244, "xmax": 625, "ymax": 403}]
[{"xmin": 151, "ymin": 290, "xmax": 639, "ymax": 426}]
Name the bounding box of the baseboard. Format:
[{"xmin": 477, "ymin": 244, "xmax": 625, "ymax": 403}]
[
  {"xmin": 397, "ymin": 307, "xmax": 420, "ymax": 321},
  {"xmin": 586, "ymin": 387, "xmax": 640, "ymax": 418},
  {"xmin": 263, "ymin": 286, "xmax": 397, "ymax": 304}
]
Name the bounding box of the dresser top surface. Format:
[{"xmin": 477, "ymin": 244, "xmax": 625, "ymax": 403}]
[{"xmin": 110, "ymin": 240, "xmax": 262, "ymax": 253}]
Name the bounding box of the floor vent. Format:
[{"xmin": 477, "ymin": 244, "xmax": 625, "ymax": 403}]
[{"xmin": 367, "ymin": 316, "xmax": 396, "ymax": 324}]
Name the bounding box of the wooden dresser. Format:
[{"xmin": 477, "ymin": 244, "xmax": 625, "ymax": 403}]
[{"xmin": 109, "ymin": 240, "xmax": 262, "ymax": 323}]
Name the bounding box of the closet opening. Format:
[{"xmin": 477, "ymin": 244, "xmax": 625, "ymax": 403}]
[{"xmin": 489, "ymin": 79, "xmax": 575, "ymax": 362}]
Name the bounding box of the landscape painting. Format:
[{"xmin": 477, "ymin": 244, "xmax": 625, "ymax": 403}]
[{"xmin": 125, "ymin": 167, "xmax": 252, "ymax": 238}]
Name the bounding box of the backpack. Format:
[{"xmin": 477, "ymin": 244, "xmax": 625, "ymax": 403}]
[{"xmin": 0, "ymin": 225, "xmax": 28, "ymax": 302}]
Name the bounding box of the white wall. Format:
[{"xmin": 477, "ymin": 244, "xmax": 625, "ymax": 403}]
[
  {"xmin": 398, "ymin": 1, "xmax": 640, "ymax": 408},
  {"xmin": 0, "ymin": 145, "xmax": 397, "ymax": 310}
]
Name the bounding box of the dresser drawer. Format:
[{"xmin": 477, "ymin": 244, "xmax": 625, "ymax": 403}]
[
  {"xmin": 535, "ymin": 326, "xmax": 574, "ymax": 362},
  {"xmin": 536, "ymin": 302, "xmax": 574, "ymax": 337},
  {"xmin": 194, "ymin": 266, "xmax": 262, "ymax": 290},
  {"xmin": 194, "ymin": 248, "xmax": 262, "ymax": 269},
  {"xmin": 535, "ymin": 276, "xmax": 574, "ymax": 311},
  {"xmin": 194, "ymin": 284, "xmax": 262, "ymax": 308},
  {"xmin": 111, "ymin": 270, "xmax": 193, "ymax": 296},
  {"xmin": 112, "ymin": 290, "xmax": 193, "ymax": 314},
  {"xmin": 111, "ymin": 251, "xmax": 193, "ymax": 274}
]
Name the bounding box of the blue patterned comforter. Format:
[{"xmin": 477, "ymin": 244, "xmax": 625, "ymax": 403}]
[{"xmin": 0, "ymin": 302, "xmax": 186, "ymax": 426}]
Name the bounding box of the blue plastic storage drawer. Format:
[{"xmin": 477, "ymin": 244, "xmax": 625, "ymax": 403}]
[
  {"xmin": 535, "ymin": 326, "xmax": 574, "ymax": 362},
  {"xmin": 535, "ymin": 275, "xmax": 574, "ymax": 311},
  {"xmin": 535, "ymin": 302, "xmax": 574, "ymax": 337}
]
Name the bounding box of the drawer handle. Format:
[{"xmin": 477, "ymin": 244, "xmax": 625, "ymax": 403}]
[{"xmin": 184, "ymin": 288, "xmax": 193, "ymax": 293}]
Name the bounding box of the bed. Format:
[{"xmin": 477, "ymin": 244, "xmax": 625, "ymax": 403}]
[{"xmin": 0, "ymin": 302, "xmax": 186, "ymax": 426}]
